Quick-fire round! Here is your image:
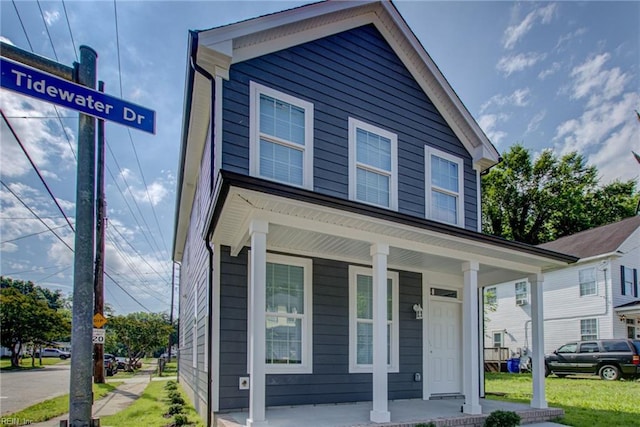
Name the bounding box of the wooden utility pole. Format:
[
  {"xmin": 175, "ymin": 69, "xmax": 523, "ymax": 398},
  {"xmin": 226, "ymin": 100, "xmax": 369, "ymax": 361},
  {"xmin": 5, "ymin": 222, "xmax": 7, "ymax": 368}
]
[{"xmin": 93, "ymin": 81, "xmax": 106, "ymax": 383}]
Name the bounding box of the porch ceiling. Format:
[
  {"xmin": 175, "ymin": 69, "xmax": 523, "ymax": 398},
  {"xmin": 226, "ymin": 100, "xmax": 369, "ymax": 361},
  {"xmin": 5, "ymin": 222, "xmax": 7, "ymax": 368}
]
[{"xmin": 209, "ymin": 172, "xmax": 576, "ymax": 287}]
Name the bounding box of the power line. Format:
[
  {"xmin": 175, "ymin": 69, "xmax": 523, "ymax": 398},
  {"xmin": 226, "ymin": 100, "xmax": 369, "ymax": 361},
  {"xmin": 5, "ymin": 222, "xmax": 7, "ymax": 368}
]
[
  {"xmin": 11, "ymin": 1, "xmax": 34, "ymax": 51},
  {"xmin": 113, "ymin": 0, "xmax": 124, "ymax": 98},
  {"xmin": 104, "ymin": 270, "xmax": 151, "ymax": 312},
  {"xmin": 0, "ymin": 179, "xmax": 73, "ymax": 252},
  {"xmin": 36, "ymin": 0, "xmax": 59, "ymax": 61},
  {"xmin": 1, "ymin": 264, "xmax": 71, "ymax": 275},
  {"xmin": 1, "ymin": 109, "xmax": 75, "ymax": 232},
  {"xmin": 1, "ymin": 224, "xmax": 68, "ymax": 244},
  {"xmin": 61, "ymin": 0, "xmax": 78, "ymax": 61}
]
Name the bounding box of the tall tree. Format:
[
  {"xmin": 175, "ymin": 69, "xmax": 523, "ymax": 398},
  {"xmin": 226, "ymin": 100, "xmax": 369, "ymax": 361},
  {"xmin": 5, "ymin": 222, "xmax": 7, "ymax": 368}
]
[
  {"xmin": 0, "ymin": 279, "xmax": 70, "ymax": 367},
  {"xmin": 482, "ymin": 144, "xmax": 639, "ymax": 244},
  {"xmin": 107, "ymin": 312, "xmax": 173, "ymax": 369}
]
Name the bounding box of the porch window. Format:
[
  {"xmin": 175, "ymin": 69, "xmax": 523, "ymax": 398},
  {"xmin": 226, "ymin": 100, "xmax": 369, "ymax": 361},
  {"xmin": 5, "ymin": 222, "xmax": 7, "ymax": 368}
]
[
  {"xmin": 515, "ymin": 281, "xmax": 528, "ymax": 306},
  {"xmin": 264, "ymin": 254, "xmax": 313, "ymax": 374},
  {"xmin": 348, "ymin": 118, "xmax": 398, "ymax": 210},
  {"xmin": 348, "ymin": 266, "xmax": 399, "ymax": 373},
  {"xmin": 580, "ymin": 318, "xmax": 598, "ymax": 341},
  {"xmin": 250, "ymin": 81, "xmax": 314, "ymax": 189},
  {"xmin": 579, "ymin": 268, "xmax": 596, "ymax": 296},
  {"xmin": 425, "ymin": 146, "xmax": 464, "ymax": 226}
]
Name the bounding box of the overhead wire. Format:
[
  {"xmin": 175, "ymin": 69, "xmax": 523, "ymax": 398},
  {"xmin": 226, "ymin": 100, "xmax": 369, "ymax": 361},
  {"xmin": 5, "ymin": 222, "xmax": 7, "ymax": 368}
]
[
  {"xmin": 60, "ymin": 0, "xmax": 78, "ymax": 61},
  {"xmin": 1, "ymin": 109, "xmax": 75, "ymax": 232},
  {"xmin": 11, "ymin": 1, "xmax": 34, "ymax": 51},
  {"xmin": 1, "ymin": 224, "xmax": 68, "ymax": 244},
  {"xmin": 36, "ymin": 0, "xmax": 59, "ymax": 61}
]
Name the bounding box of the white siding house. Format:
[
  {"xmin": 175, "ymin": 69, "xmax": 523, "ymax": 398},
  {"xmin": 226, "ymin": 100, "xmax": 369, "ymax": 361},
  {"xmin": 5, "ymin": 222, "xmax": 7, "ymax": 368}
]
[{"xmin": 486, "ymin": 216, "xmax": 640, "ymax": 356}]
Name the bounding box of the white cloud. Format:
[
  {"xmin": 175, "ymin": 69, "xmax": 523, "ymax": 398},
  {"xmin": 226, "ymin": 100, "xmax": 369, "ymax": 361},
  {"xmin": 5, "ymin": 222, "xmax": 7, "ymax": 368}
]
[
  {"xmin": 526, "ymin": 110, "xmax": 547, "ymax": 134},
  {"xmin": 569, "ymin": 53, "xmax": 630, "ymax": 107},
  {"xmin": 496, "ymin": 52, "xmax": 546, "ymax": 76},
  {"xmin": 538, "ymin": 62, "xmax": 562, "ymax": 80},
  {"xmin": 478, "ymin": 114, "xmax": 508, "ymax": 145},
  {"xmin": 481, "ymin": 88, "xmax": 531, "ymax": 113},
  {"xmin": 555, "ymin": 27, "xmax": 587, "ymax": 51},
  {"xmin": 503, "ymin": 3, "xmax": 557, "ymax": 49},
  {"xmin": 43, "ymin": 10, "xmax": 61, "ymax": 26}
]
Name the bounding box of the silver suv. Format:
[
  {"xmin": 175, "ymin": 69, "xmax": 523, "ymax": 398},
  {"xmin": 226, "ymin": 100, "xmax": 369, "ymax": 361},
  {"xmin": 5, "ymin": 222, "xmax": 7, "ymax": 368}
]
[{"xmin": 35, "ymin": 348, "xmax": 71, "ymax": 359}]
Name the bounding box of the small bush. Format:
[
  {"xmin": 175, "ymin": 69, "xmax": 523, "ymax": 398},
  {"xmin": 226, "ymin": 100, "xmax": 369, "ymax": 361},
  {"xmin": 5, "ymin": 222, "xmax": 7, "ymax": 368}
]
[
  {"xmin": 168, "ymin": 403, "xmax": 184, "ymax": 415},
  {"xmin": 170, "ymin": 395, "xmax": 186, "ymax": 405},
  {"xmin": 415, "ymin": 423, "xmax": 436, "ymax": 427},
  {"xmin": 483, "ymin": 410, "xmax": 521, "ymax": 427},
  {"xmin": 173, "ymin": 413, "xmax": 189, "ymax": 426},
  {"xmin": 165, "ymin": 380, "xmax": 178, "ymax": 390},
  {"xmin": 168, "ymin": 389, "xmax": 181, "ymax": 399}
]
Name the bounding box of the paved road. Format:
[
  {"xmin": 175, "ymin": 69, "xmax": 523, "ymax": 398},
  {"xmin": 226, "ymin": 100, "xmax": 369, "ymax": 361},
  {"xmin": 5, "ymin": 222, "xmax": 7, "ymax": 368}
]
[{"xmin": 0, "ymin": 362, "xmax": 71, "ymax": 415}]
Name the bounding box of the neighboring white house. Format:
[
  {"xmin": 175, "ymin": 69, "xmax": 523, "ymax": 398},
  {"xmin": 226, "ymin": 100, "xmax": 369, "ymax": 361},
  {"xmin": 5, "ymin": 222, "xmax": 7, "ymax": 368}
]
[{"xmin": 485, "ymin": 216, "xmax": 640, "ymax": 356}]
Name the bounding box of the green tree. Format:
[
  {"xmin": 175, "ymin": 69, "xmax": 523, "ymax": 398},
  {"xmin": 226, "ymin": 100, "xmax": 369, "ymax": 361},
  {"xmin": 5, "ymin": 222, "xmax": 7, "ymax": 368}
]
[
  {"xmin": 0, "ymin": 278, "xmax": 70, "ymax": 367},
  {"xmin": 107, "ymin": 312, "xmax": 173, "ymax": 369},
  {"xmin": 482, "ymin": 144, "xmax": 639, "ymax": 244}
]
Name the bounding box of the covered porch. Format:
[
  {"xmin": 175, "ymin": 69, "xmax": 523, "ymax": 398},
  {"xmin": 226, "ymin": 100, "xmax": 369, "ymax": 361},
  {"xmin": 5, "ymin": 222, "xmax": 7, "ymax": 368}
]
[
  {"xmin": 209, "ymin": 171, "xmax": 576, "ymax": 427},
  {"xmin": 216, "ymin": 398, "xmax": 564, "ymax": 427}
]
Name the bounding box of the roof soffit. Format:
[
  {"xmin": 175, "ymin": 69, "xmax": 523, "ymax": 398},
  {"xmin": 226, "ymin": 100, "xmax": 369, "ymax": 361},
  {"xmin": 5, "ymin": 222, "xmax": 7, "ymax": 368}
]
[{"xmin": 195, "ymin": 0, "xmax": 499, "ymax": 170}]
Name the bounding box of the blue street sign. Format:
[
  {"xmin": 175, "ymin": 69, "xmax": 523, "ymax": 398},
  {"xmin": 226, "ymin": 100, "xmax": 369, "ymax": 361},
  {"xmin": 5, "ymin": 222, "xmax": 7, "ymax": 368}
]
[{"xmin": 1, "ymin": 57, "xmax": 155, "ymax": 134}]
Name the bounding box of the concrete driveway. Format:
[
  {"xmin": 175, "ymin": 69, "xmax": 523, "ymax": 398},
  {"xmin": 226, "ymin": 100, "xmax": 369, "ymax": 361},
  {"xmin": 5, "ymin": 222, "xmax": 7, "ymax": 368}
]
[{"xmin": 0, "ymin": 362, "xmax": 71, "ymax": 414}]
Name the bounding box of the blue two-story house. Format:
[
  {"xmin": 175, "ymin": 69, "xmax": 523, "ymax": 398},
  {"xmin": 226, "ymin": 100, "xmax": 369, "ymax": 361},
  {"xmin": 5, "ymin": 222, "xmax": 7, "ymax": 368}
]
[{"xmin": 172, "ymin": 1, "xmax": 576, "ymax": 426}]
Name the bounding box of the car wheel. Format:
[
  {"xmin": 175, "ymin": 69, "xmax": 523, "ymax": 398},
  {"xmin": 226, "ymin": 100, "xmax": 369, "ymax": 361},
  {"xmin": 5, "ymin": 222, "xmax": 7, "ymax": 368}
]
[
  {"xmin": 599, "ymin": 364, "xmax": 620, "ymax": 381},
  {"xmin": 555, "ymin": 374, "xmax": 567, "ymax": 378},
  {"xmin": 59, "ymin": 355, "xmax": 68, "ymax": 360}
]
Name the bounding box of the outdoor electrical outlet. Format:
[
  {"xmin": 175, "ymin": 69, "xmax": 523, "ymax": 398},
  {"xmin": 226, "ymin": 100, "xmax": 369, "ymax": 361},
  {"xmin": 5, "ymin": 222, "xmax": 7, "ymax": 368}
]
[
  {"xmin": 414, "ymin": 372, "xmax": 422, "ymax": 382},
  {"xmin": 239, "ymin": 377, "xmax": 250, "ymax": 390}
]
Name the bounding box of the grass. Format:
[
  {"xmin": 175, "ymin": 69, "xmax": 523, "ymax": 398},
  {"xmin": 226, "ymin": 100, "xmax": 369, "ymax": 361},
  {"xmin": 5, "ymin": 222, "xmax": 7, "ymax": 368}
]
[
  {"xmin": 101, "ymin": 380, "xmax": 204, "ymax": 427},
  {"xmin": 2, "ymin": 382, "xmax": 121, "ymax": 423},
  {"xmin": 485, "ymin": 372, "xmax": 640, "ymax": 427},
  {"xmin": 0, "ymin": 356, "xmax": 66, "ymax": 370}
]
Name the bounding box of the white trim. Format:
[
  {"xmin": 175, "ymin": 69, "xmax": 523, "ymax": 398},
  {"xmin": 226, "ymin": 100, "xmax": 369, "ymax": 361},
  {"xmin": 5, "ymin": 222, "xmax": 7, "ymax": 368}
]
[
  {"xmin": 578, "ymin": 267, "xmax": 598, "ymax": 297},
  {"xmin": 212, "ymin": 244, "xmax": 221, "ymax": 412},
  {"xmin": 249, "ymin": 81, "xmax": 314, "ymax": 189},
  {"xmin": 348, "ymin": 117, "xmax": 398, "ymax": 210},
  {"xmin": 475, "ymin": 169, "xmax": 481, "ymax": 232},
  {"xmin": 580, "ymin": 318, "xmax": 599, "ymax": 340},
  {"xmin": 214, "ymin": 75, "xmax": 223, "ymax": 184},
  {"xmin": 425, "ymin": 146, "xmax": 465, "ymax": 227},
  {"xmin": 348, "ymin": 265, "xmax": 399, "ymax": 373}
]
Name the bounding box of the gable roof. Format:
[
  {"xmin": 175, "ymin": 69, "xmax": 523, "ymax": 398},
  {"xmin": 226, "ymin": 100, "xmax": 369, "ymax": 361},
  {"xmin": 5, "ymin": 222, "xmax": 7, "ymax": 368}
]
[{"xmin": 537, "ymin": 216, "xmax": 640, "ymax": 259}]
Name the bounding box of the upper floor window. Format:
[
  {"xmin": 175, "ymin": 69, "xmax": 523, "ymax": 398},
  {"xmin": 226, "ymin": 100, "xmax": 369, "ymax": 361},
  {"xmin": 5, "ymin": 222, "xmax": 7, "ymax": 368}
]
[
  {"xmin": 250, "ymin": 82, "xmax": 314, "ymax": 189},
  {"xmin": 348, "ymin": 266, "xmax": 399, "ymax": 373},
  {"xmin": 621, "ymin": 266, "xmax": 637, "ymax": 296},
  {"xmin": 348, "ymin": 118, "xmax": 398, "ymax": 210},
  {"xmin": 579, "ymin": 268, "xmax": 596, "ymax": 296},
  {"xmin": 485, "ymin": 287, "xmax": 497, "ymax": 306},
  {"xmin": 425, "ymin": 147, "xmax": 464, "ymax": 226},
  {"xmin": 515, "ymin": 281, "xmax": 528, "ymax": 306},
  {"xmin": 580, "ymin": 318, "xmax": 598, "ymax": 341}
]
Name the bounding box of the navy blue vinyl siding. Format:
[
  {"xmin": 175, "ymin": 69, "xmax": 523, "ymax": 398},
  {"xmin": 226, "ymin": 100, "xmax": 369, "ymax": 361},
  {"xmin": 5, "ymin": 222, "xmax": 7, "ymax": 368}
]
[
  {"xmin": 218, "ymin": 246, "xmax": 422, "ymax": 410},
  {"xmin": 222, "ymin": 24, "xmax": 478, "ymax": 230}
]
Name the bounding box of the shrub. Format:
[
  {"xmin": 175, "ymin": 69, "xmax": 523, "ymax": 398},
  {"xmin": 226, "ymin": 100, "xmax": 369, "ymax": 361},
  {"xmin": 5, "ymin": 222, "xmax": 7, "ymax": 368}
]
[
  {"xmin": 170, "ymin": 395, "xmax": 186, "ymax": 405},
  {"xmin": 415, "ymin": 423, "xmax": 436, "ymax": 427},
  {"xmin": 168, "ymin": 403, "xmax": 184, "ymax": 415},
  {"xmin": 173, "ymin": 414, "xmax": 189, "ymax": 426},
  {"xmin": 165, "ymin": 380, "xmax": 178, "ymax": 390},
  {"xmin": 483, "ymin": 410, "xmax": 521, "ymax": 427},
  {"xmin": 168, "ymin": 389, "xmax": 181, "ymax": 399}
]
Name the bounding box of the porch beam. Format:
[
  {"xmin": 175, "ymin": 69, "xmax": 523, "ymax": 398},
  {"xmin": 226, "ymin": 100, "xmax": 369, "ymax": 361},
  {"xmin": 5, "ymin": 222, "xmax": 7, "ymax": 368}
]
[
  {"xmin": 462, "ymin": 261, "xmax": 481, "ymax": 415},
  {"xmin": 529, "ymin": 272, "xmax": 547, "ymax": 409},
  {"xmin": 247, "ymin": 219, "xmax": 268, "ymax": 427},
  {"xmin": 370, "ymin": 243, "xmax": 391, "ymax": 423}
]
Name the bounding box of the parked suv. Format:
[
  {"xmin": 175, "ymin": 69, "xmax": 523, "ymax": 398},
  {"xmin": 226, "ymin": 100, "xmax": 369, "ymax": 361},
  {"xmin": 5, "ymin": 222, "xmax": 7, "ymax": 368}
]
[
  {"xmin": 104, "ymin": 353, "xmax": 118, "ymax": 376},
  {"xmin": 545, "ymin": 339, "xmax": 640, "ymax": 380},
  {"xmin": 34, "ymin": 348, "xmax": 71, "ymax": 359}
]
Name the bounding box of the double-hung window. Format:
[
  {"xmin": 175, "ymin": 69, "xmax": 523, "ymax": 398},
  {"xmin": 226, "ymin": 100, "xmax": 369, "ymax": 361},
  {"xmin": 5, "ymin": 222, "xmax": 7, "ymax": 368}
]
[
  {"xmin": 425, "ymin": 147, "xmax": 464, "ymax": 226},
  {"xmin": 348, "ymin": 266, "xmax": 399, "ymax": 373},
  {"xmin": 579, "ymin": 268, "xmax": 596, "ymax": 296},
  {"xmin": 249, "ymin": 254, "xmax": 313, "ymax": 374},
  {"xmin": 348, "ymin": 118, "xmax": 398, "ymax": 210},
  {"xmin": 621, "ymin": 266, "xmax": 636, "ymax": 296},
  {"xmin": 250, "ymin": 82, "xmax": 314, "ymax": 189},
  {"xmin": 580, "ymin": 318, "xmax": 598, "ymax": 341},
  {"xmin": 515, "ymin": 281, "xmax": 528, "ymax": 306}
]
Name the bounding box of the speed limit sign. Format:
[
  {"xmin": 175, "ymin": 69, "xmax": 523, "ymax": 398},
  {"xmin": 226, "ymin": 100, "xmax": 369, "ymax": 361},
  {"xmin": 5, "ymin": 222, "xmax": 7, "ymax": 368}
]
[{"xmin": 92, "ymin": 328, "xmax": 105, "ymax": 344}]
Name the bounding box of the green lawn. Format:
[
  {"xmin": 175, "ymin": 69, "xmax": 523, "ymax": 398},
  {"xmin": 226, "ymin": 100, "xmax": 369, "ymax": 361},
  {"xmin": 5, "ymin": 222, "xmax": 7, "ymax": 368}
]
[
  {"xmin": 101, "ymin": 380, "xmax": 204, "ymax": 427},
  {"xmin": 2, "ymin": 382, "xmax": 120, "ymax": 423},
  {"xmin": 0, "ymin": 356, "xmax": 67, "ymax": 370},
  {"xmin": 485, "ymin": 373, "xmax": 640, "ymax": 427}
]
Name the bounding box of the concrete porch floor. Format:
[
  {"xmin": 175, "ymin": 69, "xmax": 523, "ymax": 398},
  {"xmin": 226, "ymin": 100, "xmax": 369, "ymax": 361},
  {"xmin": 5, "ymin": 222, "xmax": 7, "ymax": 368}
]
[{"xmin": 216, "ymin": 398, "xmax": 564, "ymax": 427}]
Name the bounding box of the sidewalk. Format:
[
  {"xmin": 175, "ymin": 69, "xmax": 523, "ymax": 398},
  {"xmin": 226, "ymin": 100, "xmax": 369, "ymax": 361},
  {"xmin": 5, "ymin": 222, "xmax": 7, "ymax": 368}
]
[{"xmin": 29, "ymin": 370, "xmax": 176, "ymax": 427}]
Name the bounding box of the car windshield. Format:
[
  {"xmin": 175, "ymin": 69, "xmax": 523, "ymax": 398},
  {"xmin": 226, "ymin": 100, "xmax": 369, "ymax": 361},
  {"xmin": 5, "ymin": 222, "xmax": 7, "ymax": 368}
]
[{"xmin": 633, "ymin": 341, "xmax": 640, "ymax": 354}]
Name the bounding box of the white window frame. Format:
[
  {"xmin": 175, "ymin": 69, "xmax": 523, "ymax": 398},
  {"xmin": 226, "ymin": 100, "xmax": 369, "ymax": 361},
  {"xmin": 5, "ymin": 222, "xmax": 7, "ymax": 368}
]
[
  {"xmin": 515, "ymin": 281, "xmax": 528, "ymax": 306},
  {"xmin": 579, "ymin": 267, "xmax": 597, "ymax": 297},
  {"xmin": 348, "ymin": 118, "xmax": 398, "ymax": 210},
  {"xmin": 485, "ymin": 287, "xmax": 497, "ymax": 306},
  {"xmin": 248, "ymin": 253, "xmax": 313, "ymax": 375},
  {"xmin": 580, "ymin": 318, "xmax": 598, "ymax": 341},
  {"xmin": 348, "ymin": 265, "xmax": 399, "ymax": 373},
  {"xmin": 622, "ymin": 266, "xmax": 633, "ymax": 296},
  {"xmin": 249, "ymin": 81, "xmax": 314, "ymax": 189},
  {"xmin": 424, "ymin": 146, "xmax": 465, "ymax": 227},
  {"xmin": 492, "ymin": 331, "xmax": 504, "ymax": 348}
]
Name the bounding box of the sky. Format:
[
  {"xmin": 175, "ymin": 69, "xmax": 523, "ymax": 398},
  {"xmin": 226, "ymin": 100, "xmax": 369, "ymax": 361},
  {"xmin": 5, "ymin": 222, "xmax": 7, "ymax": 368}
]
[{"xmin": 1, "ymin": 1, "xmax": 639, "ymax": 315}]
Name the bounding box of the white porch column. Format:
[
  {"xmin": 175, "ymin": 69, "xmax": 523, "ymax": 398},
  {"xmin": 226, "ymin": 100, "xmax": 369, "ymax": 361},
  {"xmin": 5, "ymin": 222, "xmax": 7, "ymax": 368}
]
[
  {"xmin": 529, "ymin": 272, "xmax": 548, "ymax": 409},
  {"xmin": 370, "ymin": 243, "xmax": 391, "ymax": 423},
  {"xmin": 462, "ymin": 261, "xmax": 481, "ymax": 415},
  {"xmin": 247, "ymin": 220, "xmax": 269, "ymax": 427}
]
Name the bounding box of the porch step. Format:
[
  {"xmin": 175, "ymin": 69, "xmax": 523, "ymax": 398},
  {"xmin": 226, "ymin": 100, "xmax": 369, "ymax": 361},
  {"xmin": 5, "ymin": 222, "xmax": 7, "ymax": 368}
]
[{"xmin": 429, "ymin": 393, "xmax": 464, "ymax": 400}]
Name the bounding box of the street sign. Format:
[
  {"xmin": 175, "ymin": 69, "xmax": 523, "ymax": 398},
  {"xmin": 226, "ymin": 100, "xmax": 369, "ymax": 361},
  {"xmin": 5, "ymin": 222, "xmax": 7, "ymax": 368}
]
[
  {"xmin": 93, "ymin": 313, "xmax": 107, "ymax": 328},
  {"xmin": 0, "ymin": 57, "xmax": 156, "ymax": 134},
  {"xmin": 92, "ymin": 328, "xmax": 106, "ymax": 345}
]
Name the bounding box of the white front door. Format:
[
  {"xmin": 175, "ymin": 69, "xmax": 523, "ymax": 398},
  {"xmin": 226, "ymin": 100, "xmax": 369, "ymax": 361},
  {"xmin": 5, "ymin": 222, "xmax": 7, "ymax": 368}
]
[{"xmin": 428, "ymin": 299, "xmax": 461, "ymax": 395}]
